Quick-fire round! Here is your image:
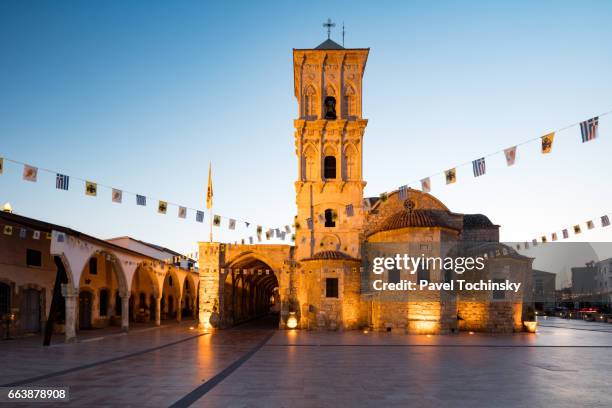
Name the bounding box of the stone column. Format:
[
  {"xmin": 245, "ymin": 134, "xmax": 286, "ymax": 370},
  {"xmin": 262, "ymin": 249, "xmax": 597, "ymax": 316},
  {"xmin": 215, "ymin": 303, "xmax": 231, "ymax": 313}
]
[
  {"xmin": 61, "ymin": 284, "xmax": 78, "ymax": 342},
  {"xmin": 155, "ymin": 296, "xmax": 161, "ymax": 326},
  {"xmin": 176, "ymin": 296, "xmax": 182, "ymax": 323},
  {"xmin": 120, "ymin": 293, "xmax": 130, "ymax": 332}
]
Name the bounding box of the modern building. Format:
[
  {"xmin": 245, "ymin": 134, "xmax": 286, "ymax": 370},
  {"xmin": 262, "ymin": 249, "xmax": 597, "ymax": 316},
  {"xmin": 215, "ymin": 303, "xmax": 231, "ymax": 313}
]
[
  {"xmin": 571, "ymin": 262, "xmax": 598, "ymax": 296},
  {"xmin": 0, "ymin": 208, "xmax": 198, "ymax": 341},
  {"xmin": 196, "ymin": 38, "xmax": 534, "ymax": 334},
  {"xmin": 595, "ymin": 258, "xmax": 612, "ymax": 305}
]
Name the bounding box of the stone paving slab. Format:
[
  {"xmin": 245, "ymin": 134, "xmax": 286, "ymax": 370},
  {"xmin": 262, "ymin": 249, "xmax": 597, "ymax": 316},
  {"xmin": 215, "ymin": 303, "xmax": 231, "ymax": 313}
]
[{"xmin": 1, "ymin": 317, "xmax": 611, "ymax": 407}]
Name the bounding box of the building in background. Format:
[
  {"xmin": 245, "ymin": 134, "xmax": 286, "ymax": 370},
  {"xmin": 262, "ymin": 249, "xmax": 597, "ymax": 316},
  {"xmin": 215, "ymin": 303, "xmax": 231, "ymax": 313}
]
[{"xmin": 531, "ymin": 270, "xmax": 556, "ymax": 313}]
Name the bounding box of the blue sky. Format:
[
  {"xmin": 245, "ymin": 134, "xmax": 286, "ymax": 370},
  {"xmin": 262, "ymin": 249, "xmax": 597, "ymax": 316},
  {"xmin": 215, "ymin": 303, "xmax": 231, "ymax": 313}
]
[{"xmin": 1, "ymin": 0, "xmax": 611, "ymax": 256}]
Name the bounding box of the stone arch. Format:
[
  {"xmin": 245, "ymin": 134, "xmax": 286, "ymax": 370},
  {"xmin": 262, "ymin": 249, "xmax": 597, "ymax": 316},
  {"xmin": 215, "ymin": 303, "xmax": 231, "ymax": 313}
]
[
  {"xmin": 160, "ymin": 268, "xmax": 182, "ymax": 321},
  {"xmin": 303, "ymin": 84, "xmax": 317, "ymax": 118},
  {"xmin": 323, "ymin": 145, "xmax": 337, "ymax": 180},
  {"xmin": 221, "ymin": 253, "xmax": 281, "ymax": 327},
  {"xmin": 344, "ymin": 84, "xmax": 357, "ymax": 118},
  {"xmin": 343, "ymin": 143, "xmax": 359, "ymax": 180},
  {"xmin": 320, "ymin": 234, "xmax": 341, "ymax": 251},
  {"xmin": 302, "ymin": 143, "xmax": 318, "ymax": 181}
]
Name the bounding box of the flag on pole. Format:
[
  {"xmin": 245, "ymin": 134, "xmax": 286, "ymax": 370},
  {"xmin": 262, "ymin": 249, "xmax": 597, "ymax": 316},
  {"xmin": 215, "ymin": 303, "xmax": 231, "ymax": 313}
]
[
  {"xmin": 398, "ymin": 185, "xmax": 408, "ymax": 200},
  {"xmin": 602, "ymin": 215, "xmax": 610, "ymax": 227},
  {"xmin": 158, "ymin": 201, "xmax": 167, "ymax": 214},
  {"xmin": 504, "ymin": 146, "xmax": 517, "ymax": 166},
  {"xmin": 562, "ymin": 229, "xmax": 569, "ymax": 239},
  {"xmin": 178, "ymin": 206, "xmax": 187, "ymax": 219},
  {"xmin": 196, "ymin": 210, "xmax": 204, "ymax": 223},
  {"xmin": 136, "ymin": 195, "xmax": 146, "ymax": 206},
  {"xmin": 541, "ymin": 132, "xmax": 554, "ymax": 154},
  {"xmin": 206, "ymin": 162, "xmax": 213, "ymax": 210},
  {"xmin": 228, "ymin": 219, "xmax": 236, "ymax": 230},
  {"xmin": 345, "ymin": 204, "xmax": 354, "ymax": 217},
  {"xmin": 580, "ymin": 116, "xmax": 598, "ymax": 143},
  {"xmin": 112, "ymin": 189, "xmax": 122, "ymax": 203},
  {"xmin": 573, "ymin": 225, "xmax": 581, "ymax": 234},
  {"xmin": 421, "ymin": 177, "xmax": 431, "ymax": 193},
  {"xmin": 56, "ymin": 174, "xmax": 69, "ymax": 190},
  {"xmin": 586, "ymin": 220, "xmax": 594, "ymax": 230},
  {"xmin": 472, "ymin": 157, "xmax": 486, "ymax": 177},
  {"xmin": 85, "ymin": 181, "xmax": 97, "ymax": 196},
  {"xmin": 213, "ymin": 215, "xmax": 221, "ymax": 226},
  {"xmin": 445, "ymin": 168, "xmax": 456, "ymax": 184},
  {"xmin": 23, "ymin": 165, "xmax": 38, "ymax": 182}
]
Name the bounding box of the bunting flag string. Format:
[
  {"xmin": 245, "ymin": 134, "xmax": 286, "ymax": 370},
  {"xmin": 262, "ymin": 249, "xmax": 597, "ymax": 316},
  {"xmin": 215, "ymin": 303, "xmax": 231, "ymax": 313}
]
[
  {"xmin": 0, "ymin": 155, "xmax": 290, "ymax": 239},
  {"xmin": 514, "ymin": 212, "xmax": 611, "ymax": 251},
  {"xmin": 381, "ymin": 109, "xmax": 611, "ymax": 199}
]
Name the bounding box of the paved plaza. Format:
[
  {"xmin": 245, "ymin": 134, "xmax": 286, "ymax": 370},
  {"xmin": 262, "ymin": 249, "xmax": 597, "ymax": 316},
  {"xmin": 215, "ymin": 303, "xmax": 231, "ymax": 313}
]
[{"xmin": 1, "ymin": 317, "xmax": 611, "ymax": 407}]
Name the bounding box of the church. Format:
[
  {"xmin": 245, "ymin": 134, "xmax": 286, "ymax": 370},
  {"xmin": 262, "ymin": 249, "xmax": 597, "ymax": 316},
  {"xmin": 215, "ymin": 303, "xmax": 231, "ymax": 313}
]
[{"xmin": 197, "ymin": 37, "xmax": 533, "ymax": 334}]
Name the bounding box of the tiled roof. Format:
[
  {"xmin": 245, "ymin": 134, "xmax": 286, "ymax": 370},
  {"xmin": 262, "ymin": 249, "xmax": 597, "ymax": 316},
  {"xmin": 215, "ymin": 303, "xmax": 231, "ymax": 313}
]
[
  {"xmin": 314, "ymin": 39, "xmax": 344, "ymax": 50},
  {"xmin": 373, "ymin": 209, "xmax": 460, "ymax": 235},
  {"xmin": 463, "ymin": 214, "xmax": 497, "ymax": 229},
  {"xmin": 303, "ymin": 250, "xmax": 360, "ymax": 262}
]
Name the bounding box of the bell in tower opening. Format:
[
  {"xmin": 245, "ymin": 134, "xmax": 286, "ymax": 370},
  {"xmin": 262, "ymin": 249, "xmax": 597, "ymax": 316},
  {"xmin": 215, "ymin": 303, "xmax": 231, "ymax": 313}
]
[{"xmin": 324, "ymin": 96, "xmax": 337, "ymax": 120}]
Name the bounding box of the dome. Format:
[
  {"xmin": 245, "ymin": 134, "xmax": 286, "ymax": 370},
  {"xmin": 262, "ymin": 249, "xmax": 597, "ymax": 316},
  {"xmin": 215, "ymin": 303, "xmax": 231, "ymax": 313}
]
[{"xmin": 369, "ymin": 209, "xmax": 460, "ymax": 236}]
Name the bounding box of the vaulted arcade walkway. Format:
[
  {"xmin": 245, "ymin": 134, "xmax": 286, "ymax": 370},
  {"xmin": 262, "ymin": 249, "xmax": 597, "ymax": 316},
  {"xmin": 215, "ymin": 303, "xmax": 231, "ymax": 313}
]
[{"xmin": 220, "ymin": 256, "xmax": 280, "ymax": 328}]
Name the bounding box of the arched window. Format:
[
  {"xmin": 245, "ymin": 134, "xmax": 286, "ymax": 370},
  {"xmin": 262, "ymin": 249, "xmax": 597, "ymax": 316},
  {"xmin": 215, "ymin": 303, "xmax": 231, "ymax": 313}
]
[
  {"xmin": 324, "ymin": 209, "xmax": 336, "ymax": 227},
  {"xmin": 303, "ymin": 85, "xmax": 316, "ymax": 118},
  {"xmin": 324, "ymin": 156, "xmax": 336, "ymax": 179},
  {"xmin": 303, "ymin": 145, "xmax": 317, "ymax": 180},
  {"xmin": 344, "ymin": 85, "xmax": 356, "ymax": 118},
  {"xmin": 324, "ymin": 96, "xmax": 337, "ymax": 120},
  {"xmin": 344, "ymin": 144, "xmax": 358, "ymax": 180}
]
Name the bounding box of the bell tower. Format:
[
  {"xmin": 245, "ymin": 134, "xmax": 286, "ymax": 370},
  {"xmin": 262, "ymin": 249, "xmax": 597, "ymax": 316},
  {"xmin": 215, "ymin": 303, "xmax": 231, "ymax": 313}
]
[{"xmin": 292, "ymin": 38, "xmax": 369, "ymax": 261}]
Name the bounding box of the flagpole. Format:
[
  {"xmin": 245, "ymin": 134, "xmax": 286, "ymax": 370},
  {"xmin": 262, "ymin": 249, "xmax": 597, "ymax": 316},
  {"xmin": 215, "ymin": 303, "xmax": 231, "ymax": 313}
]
[
  {"xmin": 209, "ymin": 207, "xmax": 213, "ymax": 242},
  {"xmin": 207, "ymin": 161, "xmax": 213, "ymax": 243}
]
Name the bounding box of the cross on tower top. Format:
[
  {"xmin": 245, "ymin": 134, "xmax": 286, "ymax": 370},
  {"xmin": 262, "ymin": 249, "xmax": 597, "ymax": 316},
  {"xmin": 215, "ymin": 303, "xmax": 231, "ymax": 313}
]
[{"xmin": 322, "ymin": 18, "xmax": 335, "ymax": 39}]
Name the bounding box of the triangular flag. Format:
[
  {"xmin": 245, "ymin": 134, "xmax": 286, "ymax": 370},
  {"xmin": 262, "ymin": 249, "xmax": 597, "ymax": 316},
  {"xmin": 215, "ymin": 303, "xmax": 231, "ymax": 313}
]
[
  {"xmin": 541, "ymin": 132, "xmax": 554, "ymax": 154},
  {"xmin": 504, "ymin": 146, "xmax": 517, "ymax": 166},
  {"xmin": 445, "ymin": 168, "xmax": 456, "ymax": 184},
  {"xmin": 22, "ymin": 165, "xmax": 38, "ymax": 182},
  {"xmin": 421, "ymin": 177, "xmax": 431, "ymax": 193}
]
